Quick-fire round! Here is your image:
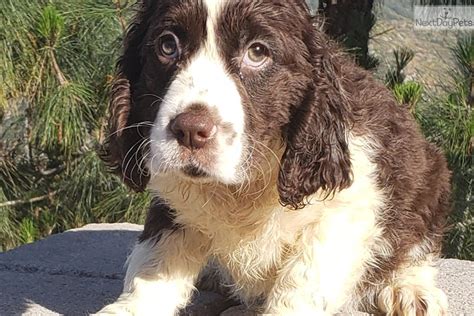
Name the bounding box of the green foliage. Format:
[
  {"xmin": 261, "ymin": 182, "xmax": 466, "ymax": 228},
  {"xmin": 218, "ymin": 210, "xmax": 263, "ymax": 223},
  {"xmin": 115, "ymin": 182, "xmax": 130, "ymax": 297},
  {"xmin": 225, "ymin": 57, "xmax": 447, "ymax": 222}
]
[
  {"xmin": 430, "ymin": 35, "xmax": 473, "ymax": 260},
  {"xmin": 385, "ymin": 48, "xmax": 415, "ymax": 89},
  {"xmin": 0, "ymin": 188, "xmax": 16, "ymax": 250},
  {"xmin": 418, "ymin": 93, "xmax": 472, "ymax": 260},
  {"xmin": 18, "ymin": 218, "xmax": 39, "ymax": 245},
  {"xmin": 37, "ymin": 5, "xmax": 65, "ymax": 46},
  {"xmin": 0, "ymin": 0, "xmax": 148, "ymax": 252},
  {"xmin": 393, "ymin": 81, "xmax": 424, "ymax": 112},
  {"xmin": 34, "ymin": 83, "xmax": 95, "ymax": 157}
]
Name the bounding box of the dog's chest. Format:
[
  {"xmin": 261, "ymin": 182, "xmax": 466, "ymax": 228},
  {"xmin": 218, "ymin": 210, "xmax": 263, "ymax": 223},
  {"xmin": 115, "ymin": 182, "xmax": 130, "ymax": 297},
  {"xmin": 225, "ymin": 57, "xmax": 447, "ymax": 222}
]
[
  {"xmin": 207, "ymin": 209, "xmax": 316, "ymax": 301},
  {"xmin": 212, "ymin": 222, "xmax": 287, "ymax": 301}
]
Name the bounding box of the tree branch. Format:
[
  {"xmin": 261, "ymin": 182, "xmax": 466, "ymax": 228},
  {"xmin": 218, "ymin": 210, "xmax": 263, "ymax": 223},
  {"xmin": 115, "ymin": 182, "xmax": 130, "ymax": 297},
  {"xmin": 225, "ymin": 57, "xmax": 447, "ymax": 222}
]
[
  {"xmin": 0, "ymin": 191, "xmax": 58, "ymax": 208},
  {"xmin": 49, "ymin": 50, "xmax": 68, "ymax": 86},
  {"xmin": 114, "ymin": 0, "xmax": 128, "ymax": 34},
  {"xmin": 38, "ymin": 165, "xmax": 65, "ymax": 177},
  {"xmin": 370, "ymin": 27, "xmax": 395, "ymax": 39}
]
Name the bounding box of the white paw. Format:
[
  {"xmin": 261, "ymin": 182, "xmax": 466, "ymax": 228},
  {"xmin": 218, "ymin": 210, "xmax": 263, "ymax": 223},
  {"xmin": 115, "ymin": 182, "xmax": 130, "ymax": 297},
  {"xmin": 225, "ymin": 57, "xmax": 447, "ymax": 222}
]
[{"xmin": 378, "ymin": 285, "xmax": 449, "ymax": 316}]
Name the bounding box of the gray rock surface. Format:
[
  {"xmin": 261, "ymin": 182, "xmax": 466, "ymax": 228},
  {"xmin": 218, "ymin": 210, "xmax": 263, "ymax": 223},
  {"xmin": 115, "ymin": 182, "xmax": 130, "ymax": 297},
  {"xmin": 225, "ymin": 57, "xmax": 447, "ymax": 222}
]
[{"xmin": 0, "ymin": 224, "xmax": 472, "ymax": 316}]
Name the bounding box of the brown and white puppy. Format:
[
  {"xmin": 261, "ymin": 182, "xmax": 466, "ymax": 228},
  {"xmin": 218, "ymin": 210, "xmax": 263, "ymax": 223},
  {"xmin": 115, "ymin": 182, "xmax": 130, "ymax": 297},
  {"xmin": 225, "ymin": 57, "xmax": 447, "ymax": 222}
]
[{"xmin": 98, "ymin": 0, "xmax": 452, "ymax": 315}]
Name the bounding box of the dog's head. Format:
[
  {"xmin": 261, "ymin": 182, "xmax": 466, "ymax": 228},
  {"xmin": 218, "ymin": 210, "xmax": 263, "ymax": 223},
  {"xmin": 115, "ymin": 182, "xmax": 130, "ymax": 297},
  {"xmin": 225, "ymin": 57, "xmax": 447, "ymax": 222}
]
[{"xmin": 102, "ymin": 0, "xmax": 353, "ymax": 209}]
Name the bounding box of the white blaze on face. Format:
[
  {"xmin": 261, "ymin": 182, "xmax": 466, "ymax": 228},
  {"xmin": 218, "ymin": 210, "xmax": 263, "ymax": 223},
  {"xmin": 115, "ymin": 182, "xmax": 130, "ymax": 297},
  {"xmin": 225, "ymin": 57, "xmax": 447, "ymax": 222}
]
[{"xmin": 149, "ymin": 0, "xmax": 246, "ymax": 184}]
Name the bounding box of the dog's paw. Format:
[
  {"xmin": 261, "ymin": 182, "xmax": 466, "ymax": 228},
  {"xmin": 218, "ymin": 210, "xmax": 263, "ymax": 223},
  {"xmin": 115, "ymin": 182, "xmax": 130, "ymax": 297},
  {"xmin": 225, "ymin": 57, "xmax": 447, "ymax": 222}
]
[{"xmin": 377, "ymin": 284, "xmax": 448, "ymax": 316}]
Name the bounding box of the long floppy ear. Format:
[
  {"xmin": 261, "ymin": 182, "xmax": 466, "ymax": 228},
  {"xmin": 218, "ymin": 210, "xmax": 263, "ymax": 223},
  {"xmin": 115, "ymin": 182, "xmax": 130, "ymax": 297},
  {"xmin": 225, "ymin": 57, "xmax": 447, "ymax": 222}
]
[
  {"xmin": 100, "ymin": 1, "xmax": 156, "ymax": 192},
  {"xmin": 278, "ymin": 28, "xmax": 354, "ymax": 209}
]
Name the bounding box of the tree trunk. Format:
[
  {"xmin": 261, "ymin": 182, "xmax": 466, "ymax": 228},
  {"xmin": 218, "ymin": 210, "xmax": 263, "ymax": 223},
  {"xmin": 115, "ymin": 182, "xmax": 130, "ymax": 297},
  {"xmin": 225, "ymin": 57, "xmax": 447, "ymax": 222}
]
[{"xmin": 319, "ymin": 0, "xmax": 376, "ymax": 69}]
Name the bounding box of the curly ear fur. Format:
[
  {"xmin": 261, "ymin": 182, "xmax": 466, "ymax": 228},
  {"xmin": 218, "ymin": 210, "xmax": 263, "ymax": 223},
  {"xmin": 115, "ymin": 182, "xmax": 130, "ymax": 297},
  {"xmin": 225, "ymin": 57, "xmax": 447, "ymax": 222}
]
[
  {"xmin": 100, "ymin": 1, "xmax": 156, "ymax": 192},
  {"xmin": 101, "ymin": 76, "xmax": 150, "ymax": 192},
  {"xmin": 278, "ymin": 27, "xmax": 354, "ymax": 209}
]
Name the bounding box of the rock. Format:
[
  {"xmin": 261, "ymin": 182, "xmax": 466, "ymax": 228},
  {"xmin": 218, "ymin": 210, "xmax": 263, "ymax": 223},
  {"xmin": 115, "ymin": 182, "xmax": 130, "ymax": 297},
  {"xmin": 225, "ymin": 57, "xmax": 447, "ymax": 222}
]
[
  {"xmin": 438, "ymin": 259, "xmax": 474, "ymax": 315},
  {"xmin": 0, "ymin": 224, "xmax": 472, "ymax": 316},
  {"xmin": 0, "ymin": 224, "xmax": 141, "ymax": 316}
]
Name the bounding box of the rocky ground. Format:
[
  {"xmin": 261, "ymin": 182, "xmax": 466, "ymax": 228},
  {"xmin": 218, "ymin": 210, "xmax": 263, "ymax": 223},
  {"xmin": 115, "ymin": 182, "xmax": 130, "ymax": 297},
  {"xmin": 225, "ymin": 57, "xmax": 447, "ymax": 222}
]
[
  {"xmin": 0, "ymin": 224, "xmax": 472, "ymax": 316},
  {"xmin": 370, "ymin": 0, "xmax": 462, "ymax": 94}
]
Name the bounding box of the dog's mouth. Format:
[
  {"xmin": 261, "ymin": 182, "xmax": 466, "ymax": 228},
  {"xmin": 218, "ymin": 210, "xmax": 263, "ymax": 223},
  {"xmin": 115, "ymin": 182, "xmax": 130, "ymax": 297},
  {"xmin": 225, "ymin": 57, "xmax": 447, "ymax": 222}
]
[{"xmin": 182, "ymin": 164, "xmax": 210, "ymax": 179}]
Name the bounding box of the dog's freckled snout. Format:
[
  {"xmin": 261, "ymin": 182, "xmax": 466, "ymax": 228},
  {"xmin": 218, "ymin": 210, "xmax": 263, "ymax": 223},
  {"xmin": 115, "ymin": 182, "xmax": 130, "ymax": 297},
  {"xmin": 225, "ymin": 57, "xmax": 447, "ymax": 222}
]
[{"xmin": 170, "ymin": 111, "xmax": 217, "ymax": 149}]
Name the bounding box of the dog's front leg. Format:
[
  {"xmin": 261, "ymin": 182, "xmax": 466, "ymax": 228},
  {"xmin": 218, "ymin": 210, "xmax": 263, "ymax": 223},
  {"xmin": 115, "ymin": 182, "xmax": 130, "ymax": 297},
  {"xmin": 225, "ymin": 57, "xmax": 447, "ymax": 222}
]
[
  {"xmin": 97, "ymin": 228, "xmax": 210, "ymax": 316},
  {"xmin": 265, "ymin": 213, "xmax": 376, "ymax": 315}
]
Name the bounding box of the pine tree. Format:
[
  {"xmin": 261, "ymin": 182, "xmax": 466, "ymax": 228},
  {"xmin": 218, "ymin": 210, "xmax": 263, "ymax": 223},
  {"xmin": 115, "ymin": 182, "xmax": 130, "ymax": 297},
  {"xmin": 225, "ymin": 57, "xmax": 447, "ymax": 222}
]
[
  {"xmin": 318, "ymin": 0, "xmax": 378, "ymax": 69},
  {"xmin": 0, "ymin": 0, "xmax": 149, "ymax": 251}
]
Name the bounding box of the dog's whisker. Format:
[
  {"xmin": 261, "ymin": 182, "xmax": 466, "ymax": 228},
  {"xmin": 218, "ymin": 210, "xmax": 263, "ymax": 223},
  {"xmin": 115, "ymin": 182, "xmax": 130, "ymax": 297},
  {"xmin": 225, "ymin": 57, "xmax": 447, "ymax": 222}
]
[{"xmin": 103, "ymin": 122, "xmax": 157, "ymax": 143}]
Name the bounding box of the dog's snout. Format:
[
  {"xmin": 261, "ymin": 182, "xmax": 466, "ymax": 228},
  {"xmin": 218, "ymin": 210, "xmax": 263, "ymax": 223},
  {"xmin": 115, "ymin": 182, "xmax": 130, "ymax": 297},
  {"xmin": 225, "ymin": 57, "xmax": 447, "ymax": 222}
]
[{"xmin": 170, "ymin": 110, "xmax": 216, "ymax": 149}]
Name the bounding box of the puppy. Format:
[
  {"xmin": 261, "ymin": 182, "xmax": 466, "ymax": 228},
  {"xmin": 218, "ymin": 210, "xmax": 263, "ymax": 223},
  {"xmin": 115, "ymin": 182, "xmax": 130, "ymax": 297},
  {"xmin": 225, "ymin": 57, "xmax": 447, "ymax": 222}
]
[{"xmin": 99, "ymin": 0, "xmax": 451, "ymax": 315}]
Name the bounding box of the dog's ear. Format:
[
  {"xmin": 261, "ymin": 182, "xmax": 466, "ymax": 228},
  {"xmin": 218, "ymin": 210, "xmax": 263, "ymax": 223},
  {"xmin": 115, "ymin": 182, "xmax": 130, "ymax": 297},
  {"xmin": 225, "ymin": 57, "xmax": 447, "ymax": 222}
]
[
  {"xmin": 278, "ymin": 29, "xmax": 353, "ymax": 209},
  {"xmin": 100, "ymin": 1, "xmax": 156, "ymax": 192},
  {"xmin": 101, "ymin": 76, "xmax": 150, "ymax": 192}
]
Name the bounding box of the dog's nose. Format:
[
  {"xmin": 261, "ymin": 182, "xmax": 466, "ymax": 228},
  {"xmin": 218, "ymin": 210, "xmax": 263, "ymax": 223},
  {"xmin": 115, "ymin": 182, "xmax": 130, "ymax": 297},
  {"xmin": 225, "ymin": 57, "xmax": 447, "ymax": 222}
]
[{"xmin": 170, "ymin": 111, "xmax": 216, "ymax": 149}]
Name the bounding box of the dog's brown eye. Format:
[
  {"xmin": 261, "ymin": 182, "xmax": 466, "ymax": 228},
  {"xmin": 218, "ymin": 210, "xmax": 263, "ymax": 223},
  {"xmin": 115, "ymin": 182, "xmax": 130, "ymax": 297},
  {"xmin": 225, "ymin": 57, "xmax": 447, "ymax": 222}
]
[
  {"xmin": 158, "ymin": 32, "xmax": 180, "ymax": 60},
  {"xmin": 243, "ymin": 43, "xmax": 270, "ymax": 69}
]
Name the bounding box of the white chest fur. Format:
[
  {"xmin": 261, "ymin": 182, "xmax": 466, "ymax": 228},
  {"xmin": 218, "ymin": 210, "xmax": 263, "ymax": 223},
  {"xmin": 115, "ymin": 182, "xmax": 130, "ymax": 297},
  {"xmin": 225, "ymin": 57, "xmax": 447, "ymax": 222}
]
[{"xmin": 148, "ymin": 136, "xmax": 387, "ymax": 308}]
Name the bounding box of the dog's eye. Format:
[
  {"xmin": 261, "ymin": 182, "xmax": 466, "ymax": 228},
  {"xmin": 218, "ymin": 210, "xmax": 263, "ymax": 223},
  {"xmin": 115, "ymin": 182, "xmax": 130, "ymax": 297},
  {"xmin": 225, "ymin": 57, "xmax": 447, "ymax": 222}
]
[
  {"xmin": 158, "ymin": 32, "xmax": 180, "ymax": 61},
  {"xmin": 243, "ymin": 42, "xmax": 270, "ymax": 69}
]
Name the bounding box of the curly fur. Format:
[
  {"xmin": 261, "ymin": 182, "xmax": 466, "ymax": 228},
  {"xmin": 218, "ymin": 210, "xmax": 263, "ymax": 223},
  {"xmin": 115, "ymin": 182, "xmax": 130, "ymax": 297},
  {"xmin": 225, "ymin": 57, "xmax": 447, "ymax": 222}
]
[{"xmin": 98, "ymin": 1, "xmax": 452, "ymax": 315}]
